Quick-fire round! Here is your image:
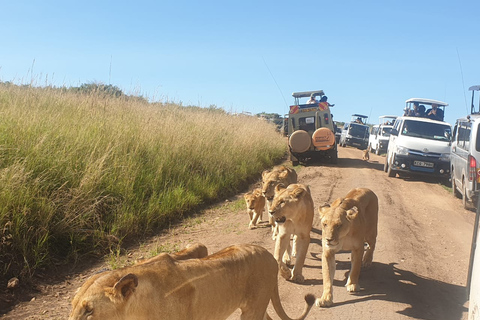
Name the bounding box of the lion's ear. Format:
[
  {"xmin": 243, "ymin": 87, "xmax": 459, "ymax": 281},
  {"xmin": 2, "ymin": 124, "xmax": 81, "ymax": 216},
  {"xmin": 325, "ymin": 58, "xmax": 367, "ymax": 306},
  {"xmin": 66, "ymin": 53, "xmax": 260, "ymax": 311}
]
[
  {"xmin": 112, "ymin": 273, "xmax": 138, "ymax": 300},
  {"xmin": 262, "ymin": 169, "xmax": 271, "ymax": 180},
  {"xmin": 274, "ymin": 183, "xmax": 286, "ymax": 194},
  {"xmin": 291, "ymin": 186, "xmax": 305, "ymax": 198},
  {"xmin": 278, "ymin": 170, "xmax": 288, "ymax": 180},
  {"xmin": 318, "ymin": 203, "xmax": 330, "ymax": 218},
  {"xmin": 346, "ymin": 206, "xmax": 359, "ymax": 221}
]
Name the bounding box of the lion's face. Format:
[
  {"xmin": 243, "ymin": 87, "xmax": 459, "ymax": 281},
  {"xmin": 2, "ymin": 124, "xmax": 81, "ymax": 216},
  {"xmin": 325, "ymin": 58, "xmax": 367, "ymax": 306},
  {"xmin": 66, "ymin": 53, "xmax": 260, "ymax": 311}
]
[
  {"xmin": 319, "ymin": 200, "xmax": 358, "ymax": 249},
  {"xmin": 69, "ymin": 273, "xmax": 138, "ymax": 320},
  {"xmin": 244, "ymin": 189, "xmax": 263, "ymax": 210},
  {"xmin": 268, "ymin": 184, "xmax": 308, "ymax": 224},
  {"xmin": 262, "ymin": 167, "xmax": 296, "ymax": 201}
]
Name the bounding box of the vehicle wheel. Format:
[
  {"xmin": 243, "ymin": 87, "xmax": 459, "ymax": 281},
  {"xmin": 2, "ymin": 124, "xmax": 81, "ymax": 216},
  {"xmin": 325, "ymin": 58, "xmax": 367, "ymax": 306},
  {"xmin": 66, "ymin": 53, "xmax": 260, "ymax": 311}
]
[
  {"xmin": 383, "ymin": 156, "xmax": 389, "ymax": 172},
  {"xmin": 451, "ymin": 170, "xmax": 461, "ymax": 199},
  {"xmin": 292, "ymin": 160, "xmax": 299, "ymax": 166},
  {"xmin": 387, "ymin": 157, "xmax": 396, "ymax": 177},
  {"xmin": 375, "ymin": 148, "xmax": 380, "ymax": 155},
  {"xmin": 330, "ymin": 149, "xmax": 338, "ymax": 164}
]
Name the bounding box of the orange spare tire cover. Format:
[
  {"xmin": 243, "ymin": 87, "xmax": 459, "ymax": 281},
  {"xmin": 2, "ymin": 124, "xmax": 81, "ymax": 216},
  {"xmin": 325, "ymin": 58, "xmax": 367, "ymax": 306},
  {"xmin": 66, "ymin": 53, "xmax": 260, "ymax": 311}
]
[
  {"xmin": 312, "ymin": 127, "xmax": 335, "ymax": 150},
  {"xmin": 289, "ymin": 130, "xmax": 311, "ymax": 153}
]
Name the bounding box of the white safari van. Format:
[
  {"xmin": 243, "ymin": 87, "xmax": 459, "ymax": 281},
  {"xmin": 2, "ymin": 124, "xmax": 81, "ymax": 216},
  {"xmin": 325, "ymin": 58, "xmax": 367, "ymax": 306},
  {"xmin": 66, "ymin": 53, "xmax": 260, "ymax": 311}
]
[
  {"xmin": 451, "ymin": 85, "xmax": 480, "ymax": 209},
  {"xmin": 384, "ymin": 98, "xmax": 451, "ymax": 180},
  {"xmin": 369, "ymin": 115, "xmax": 397, "ymax": 155}
]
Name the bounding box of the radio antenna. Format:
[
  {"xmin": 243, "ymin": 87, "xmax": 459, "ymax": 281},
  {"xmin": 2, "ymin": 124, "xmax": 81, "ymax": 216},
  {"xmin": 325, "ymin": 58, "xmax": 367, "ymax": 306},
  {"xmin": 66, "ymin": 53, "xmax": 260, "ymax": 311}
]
[
  {"xmin": 262, "ymin": 56, "xmax": 289, "ymax": 114},
  {"xmin": 456, "ymin": 48, "xmax": 469, "ymax": 114}
]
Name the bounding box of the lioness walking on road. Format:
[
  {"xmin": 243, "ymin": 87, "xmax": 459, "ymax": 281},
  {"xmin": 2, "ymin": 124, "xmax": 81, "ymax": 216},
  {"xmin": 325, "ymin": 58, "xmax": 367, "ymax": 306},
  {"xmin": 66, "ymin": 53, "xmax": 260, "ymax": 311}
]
[
  {"xmin": 268, "ymin": 183, "xmax": 314, "ymax": 284},
  {"xmin": 317, "ymin": 188, "xmax": 378, "ymax": 307},
  {"xmin": 262, "ymin": 165, "xmax": 298, "ymax": 239}
]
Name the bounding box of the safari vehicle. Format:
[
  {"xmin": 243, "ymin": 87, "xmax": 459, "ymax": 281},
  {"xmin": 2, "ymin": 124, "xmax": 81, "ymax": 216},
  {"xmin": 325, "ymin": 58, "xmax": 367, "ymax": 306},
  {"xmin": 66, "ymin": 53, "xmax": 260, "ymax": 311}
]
[
  {"xmin": 287, "ymin": 90, "xmax": 337, "ymax": 165},
  {"xmin": 451, "ymin": 85, "xmax": 480, "ymax": 209},
  {"xmin": 368, "ymin": 115, "xmax": 397, "ymax": 155},
  {"xmin": 339, "ymin": 114, "xmax": 370, "ymax": 150},
  {"xmin": 384, "ymin": 98, "xmax": 451, "ymax": 180}
]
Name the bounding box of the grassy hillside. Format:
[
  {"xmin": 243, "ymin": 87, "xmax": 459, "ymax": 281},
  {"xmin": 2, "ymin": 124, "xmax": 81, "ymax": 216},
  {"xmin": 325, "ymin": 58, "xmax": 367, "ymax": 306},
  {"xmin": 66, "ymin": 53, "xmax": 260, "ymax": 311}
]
[{"xmin": 0, "ymin": 84, "xmax": 286, "ymax": 280}]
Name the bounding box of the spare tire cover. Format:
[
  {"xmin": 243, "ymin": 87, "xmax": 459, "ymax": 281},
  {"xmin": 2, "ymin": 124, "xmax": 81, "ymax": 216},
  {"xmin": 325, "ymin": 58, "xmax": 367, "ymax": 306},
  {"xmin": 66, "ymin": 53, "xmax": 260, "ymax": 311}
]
[
  {"xmin": 289, "ymin": 130, "xmax": 311, "ymax": 153},
  {"xmin": 312, "ymin": 127, "xmax": 335, "ymax": 150}
]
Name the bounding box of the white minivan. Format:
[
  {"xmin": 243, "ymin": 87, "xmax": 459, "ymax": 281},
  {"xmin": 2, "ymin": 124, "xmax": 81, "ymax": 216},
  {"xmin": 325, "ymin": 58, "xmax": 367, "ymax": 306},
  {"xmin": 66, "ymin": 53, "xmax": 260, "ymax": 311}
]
[
  {"xmin": 384, "ymin": 98, "xmax": 451, "ymax": 180},
  {"xmin": 450, "ymin": 85, "xmax": 480, "ymax": 209},
  {"xmin": 369, "ymin": 115, "xmax": 397, "ymax": 155}
]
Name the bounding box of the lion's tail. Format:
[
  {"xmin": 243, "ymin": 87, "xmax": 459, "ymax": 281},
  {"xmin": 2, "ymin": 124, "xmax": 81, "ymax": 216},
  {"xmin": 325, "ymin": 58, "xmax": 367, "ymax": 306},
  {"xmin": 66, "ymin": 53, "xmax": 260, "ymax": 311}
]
[{"xmin": 270, "ymin": 284, "xmax": 315, "ymax": 320}]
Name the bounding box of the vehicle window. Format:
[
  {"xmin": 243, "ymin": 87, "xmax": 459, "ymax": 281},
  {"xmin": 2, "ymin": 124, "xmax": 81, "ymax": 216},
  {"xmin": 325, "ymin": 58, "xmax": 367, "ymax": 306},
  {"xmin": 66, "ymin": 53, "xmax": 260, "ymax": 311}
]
[
  {"xmin": 381, "ymin": 127, "xmax": 392, "ymax": 137},
  {"xmin": 401, "ymin": 120, "xmax": 451, "ymax": 141},
  {"xmin": 371, "ymin": 127, "xmax": 378, "ymax": 135},
  {"xmin": 299, "ymin": 116, "xmax": 315, "ymax": 132},
  {"xmin": 348, "ymin": 123, "xmax": 369, "ymax": 137},
  {"xmin": 393, "ymin": 120, "xmax": 402, "ymax": 133},
  {"xmin": 476, "ymin": 123, "xmax": 480, "ymax": 152},
  {"xmin": 457, "ymin": 122, "xmax": 471, "ymax": 150}
]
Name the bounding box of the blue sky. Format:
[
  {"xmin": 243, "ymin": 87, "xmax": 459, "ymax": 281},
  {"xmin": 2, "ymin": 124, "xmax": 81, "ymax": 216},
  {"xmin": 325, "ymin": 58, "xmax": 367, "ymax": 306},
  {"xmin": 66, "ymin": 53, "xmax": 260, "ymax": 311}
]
[{"xmin": 1, "ymin": 0, "xmax": 479, "ymax": 126}]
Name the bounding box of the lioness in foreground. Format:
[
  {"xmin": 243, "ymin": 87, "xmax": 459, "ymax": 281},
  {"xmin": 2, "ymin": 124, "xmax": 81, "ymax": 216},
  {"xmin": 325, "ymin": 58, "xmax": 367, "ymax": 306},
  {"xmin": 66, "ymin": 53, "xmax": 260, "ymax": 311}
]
[
  {"xmin": 262, "ymin": 165, "xmax": 298, "ymax": 239},
  {"xmin": 317, "ymin": 188, "xmax": 378, "ymax": 307},
  {"xmin": 69, "ymin": 244, "xmax": 315, "ymax": 320},
  {"xmin": 268, "ymin": 183, "xmax": 314, "ymax": 284},
  {"xmin": 244, "ymin": 188, "xmax": 266, "ymax": 229}
]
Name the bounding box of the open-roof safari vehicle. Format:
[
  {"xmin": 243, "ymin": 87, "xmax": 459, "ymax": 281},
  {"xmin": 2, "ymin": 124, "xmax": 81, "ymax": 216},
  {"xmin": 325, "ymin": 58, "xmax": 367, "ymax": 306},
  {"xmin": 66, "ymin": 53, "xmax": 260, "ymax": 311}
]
[
  {"xmin": 385, "ymin": 98, "xmax": 451, "ymax": 181},
  {"xmin": 339, "ymin": 114, "xmax": 370, "ymax": 150},
  {"xmin": 369, "ymin": 115, "xmax": 397, "ymax": 155},
  {"xmin": 287, "ymin": 90, "xmax": 337, "ymax": 165}
]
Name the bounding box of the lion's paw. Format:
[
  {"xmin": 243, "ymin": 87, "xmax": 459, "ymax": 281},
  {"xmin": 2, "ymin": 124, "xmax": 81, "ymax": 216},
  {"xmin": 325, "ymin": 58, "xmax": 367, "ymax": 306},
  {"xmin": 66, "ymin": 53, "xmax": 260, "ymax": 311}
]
[
  {"xmin": 315, "ymin": 295, "xmax": 333, "ymax": 308},
  {"xmin": 279, "ymin": 265, "xmax": 291, "ymax": 280},
  {"xmin": 346, "ymin": 283, "xmax": 360, "ymax": 292},
  {"xmin": 291, "ymin": 273, "xmax": 304, "ymax": 283}
]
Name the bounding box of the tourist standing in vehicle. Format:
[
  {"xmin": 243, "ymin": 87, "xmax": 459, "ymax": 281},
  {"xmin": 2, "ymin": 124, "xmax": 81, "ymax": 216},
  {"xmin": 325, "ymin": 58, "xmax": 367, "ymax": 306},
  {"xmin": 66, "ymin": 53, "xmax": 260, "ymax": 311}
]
[
  {"xmin": 306, "ymin": 94, "xmax": 317, "ymax": 104},
  {"xmin": 426, "ymin": 104, "xmax": 444, "ymax": 121}
]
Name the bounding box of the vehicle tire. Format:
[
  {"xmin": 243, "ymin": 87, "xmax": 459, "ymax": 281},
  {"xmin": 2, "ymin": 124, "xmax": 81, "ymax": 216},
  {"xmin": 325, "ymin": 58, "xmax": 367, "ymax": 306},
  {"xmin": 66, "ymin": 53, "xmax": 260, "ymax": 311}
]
[
  {"xmin": 375, "ymin": 147, "xmax": 380, "ymax": 155},
  {"xmin": 387, "ymin": 156, "xmax": 396, "ymax": 177},
  {"xmin": 292, "ymin": 160, "xmax": 299, "ymax": 166},
  {"xmin": 383, "ymin": 156, "xmax": 389, "ymax": 172},
  {"xmin": 330, "ymin": 149, "xmax": 338, "ymax": 164},
  {"xmin": 451, "ymin": 170, "xmax": 461, "ymax": 199}
]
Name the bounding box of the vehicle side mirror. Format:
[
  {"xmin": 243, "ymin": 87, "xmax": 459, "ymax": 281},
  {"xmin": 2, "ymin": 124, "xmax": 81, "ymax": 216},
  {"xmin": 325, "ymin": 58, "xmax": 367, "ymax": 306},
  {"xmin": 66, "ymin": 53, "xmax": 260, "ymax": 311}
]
[{"xmin": 391, "ymin": 129, "xmax": 398, "ymax": 136}]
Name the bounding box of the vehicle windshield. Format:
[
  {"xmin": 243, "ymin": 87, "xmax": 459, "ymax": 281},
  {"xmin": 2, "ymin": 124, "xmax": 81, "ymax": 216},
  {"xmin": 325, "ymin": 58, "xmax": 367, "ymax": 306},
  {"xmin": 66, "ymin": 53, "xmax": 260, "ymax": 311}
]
[
  {"xmin": 348, "ymin": 123, "xmax": 369, "ymax": 137},
  {"xmin": 401, "ymin": 120, "xmax": 451, "ymax": 141},
  {"xmin": 381, "ymin": 127, "xmax": 392, "ymax": 137}
]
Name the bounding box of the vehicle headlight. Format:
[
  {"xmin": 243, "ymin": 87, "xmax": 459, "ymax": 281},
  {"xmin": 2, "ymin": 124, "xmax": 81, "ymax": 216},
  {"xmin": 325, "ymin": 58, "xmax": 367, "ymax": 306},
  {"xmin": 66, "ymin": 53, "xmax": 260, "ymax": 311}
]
[
  {"xmin": 396, "ymin": 145, "xmax": 409, "ymax": 155},
  {"xmin": 439, "ymin": 153, "xmax": 450, "ymax": 161}
]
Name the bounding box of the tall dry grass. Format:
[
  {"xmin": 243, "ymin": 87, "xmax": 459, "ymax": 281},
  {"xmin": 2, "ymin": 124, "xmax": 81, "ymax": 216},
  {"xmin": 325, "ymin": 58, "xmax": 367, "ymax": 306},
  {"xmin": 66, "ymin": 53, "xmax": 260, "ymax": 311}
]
[{"xmin": 0, "ymin": 84, "xmax": 286, "ymax": 280}]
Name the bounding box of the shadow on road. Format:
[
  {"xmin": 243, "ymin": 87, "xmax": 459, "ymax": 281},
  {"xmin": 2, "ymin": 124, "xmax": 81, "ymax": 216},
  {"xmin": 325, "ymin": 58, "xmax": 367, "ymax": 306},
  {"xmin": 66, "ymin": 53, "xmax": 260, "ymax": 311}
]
[{"xmin": 306, "ymin": 259, "xmax": 467, "ymax": 320}]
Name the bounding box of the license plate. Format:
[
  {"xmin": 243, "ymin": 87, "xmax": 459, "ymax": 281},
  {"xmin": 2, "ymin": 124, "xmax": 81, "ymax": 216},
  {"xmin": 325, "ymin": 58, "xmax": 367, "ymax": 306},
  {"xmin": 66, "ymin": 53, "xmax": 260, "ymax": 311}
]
[
  {"xmin": 414, "ymin": 161, "xmax": 434, "ymax": 168},
  {"xmin": 353, "ymin": 143, "xmax": 361, "ymax": 146}
]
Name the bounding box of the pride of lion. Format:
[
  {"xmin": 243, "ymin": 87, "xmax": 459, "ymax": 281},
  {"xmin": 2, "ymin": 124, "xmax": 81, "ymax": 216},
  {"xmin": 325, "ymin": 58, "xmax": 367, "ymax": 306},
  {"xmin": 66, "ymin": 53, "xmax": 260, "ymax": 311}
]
[{"xmin": 70, "ymin": 165, "xmax": 379, "ymax": 319}]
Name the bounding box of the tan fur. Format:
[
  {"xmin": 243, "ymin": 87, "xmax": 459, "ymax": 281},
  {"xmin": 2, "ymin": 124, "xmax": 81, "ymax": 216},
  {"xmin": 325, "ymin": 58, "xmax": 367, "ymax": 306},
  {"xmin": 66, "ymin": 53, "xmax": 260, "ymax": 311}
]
[
  {"xmin": 69, "ymin": 244, "xmax": 315, "ymax": 320},
  {"xmin": 268, "ymin": 184, "xmax": 314, "ymax": 283},
  {"xmin": 362, "ymin": 146, "xmax": 371, "ymax": 161},
  {"xmin": 262, "ymin": 166, "xmax": 298, "ymax": 239},
  {"xmin": 316, "ymin": 188, "xmax": 378, "ymax": 307},
  {"xmin": 244, "ymin": 188, "xmax": 266, "ymax": 229},
  {"xmin": 135, "ymin": 243, "xmax": 208, "ymax": 265}
]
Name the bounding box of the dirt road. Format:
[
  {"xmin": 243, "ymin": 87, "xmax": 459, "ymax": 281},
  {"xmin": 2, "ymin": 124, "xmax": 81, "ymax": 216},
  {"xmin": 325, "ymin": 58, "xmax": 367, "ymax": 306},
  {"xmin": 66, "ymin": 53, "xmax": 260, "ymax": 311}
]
[{"xmin": 2, "ymin": 147, "xmax": 475, "ymax": 320}]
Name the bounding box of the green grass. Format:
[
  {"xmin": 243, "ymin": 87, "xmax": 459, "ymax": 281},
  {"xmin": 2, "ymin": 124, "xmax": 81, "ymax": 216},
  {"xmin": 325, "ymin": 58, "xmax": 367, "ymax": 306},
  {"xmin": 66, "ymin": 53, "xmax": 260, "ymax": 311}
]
[{"xmin": 0, "ymin": 84, "xmax": 286, "ymax": 281}]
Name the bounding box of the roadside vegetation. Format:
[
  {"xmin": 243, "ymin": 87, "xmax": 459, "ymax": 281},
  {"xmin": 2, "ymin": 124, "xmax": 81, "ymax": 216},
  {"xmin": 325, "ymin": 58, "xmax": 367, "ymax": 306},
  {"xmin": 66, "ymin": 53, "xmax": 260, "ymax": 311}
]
[{"xmin": 0, "ymin": 82, "xmax": 286, "ymax": 282}]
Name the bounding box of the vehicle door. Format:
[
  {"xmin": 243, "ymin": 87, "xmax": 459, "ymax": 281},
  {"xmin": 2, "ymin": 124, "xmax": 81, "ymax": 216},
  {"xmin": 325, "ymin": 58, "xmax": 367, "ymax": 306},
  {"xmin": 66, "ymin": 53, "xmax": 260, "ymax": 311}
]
[
  {"xmin": 453, "ymin": 121, "xmax": 472, "ymax": 189},
  {"xmin": 369, "ymin": 126, "xmax": 378, "ymax": 149},
  {"xmin": 388, "ymin": 119, "xmax": 402, "ymax": 163}
]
